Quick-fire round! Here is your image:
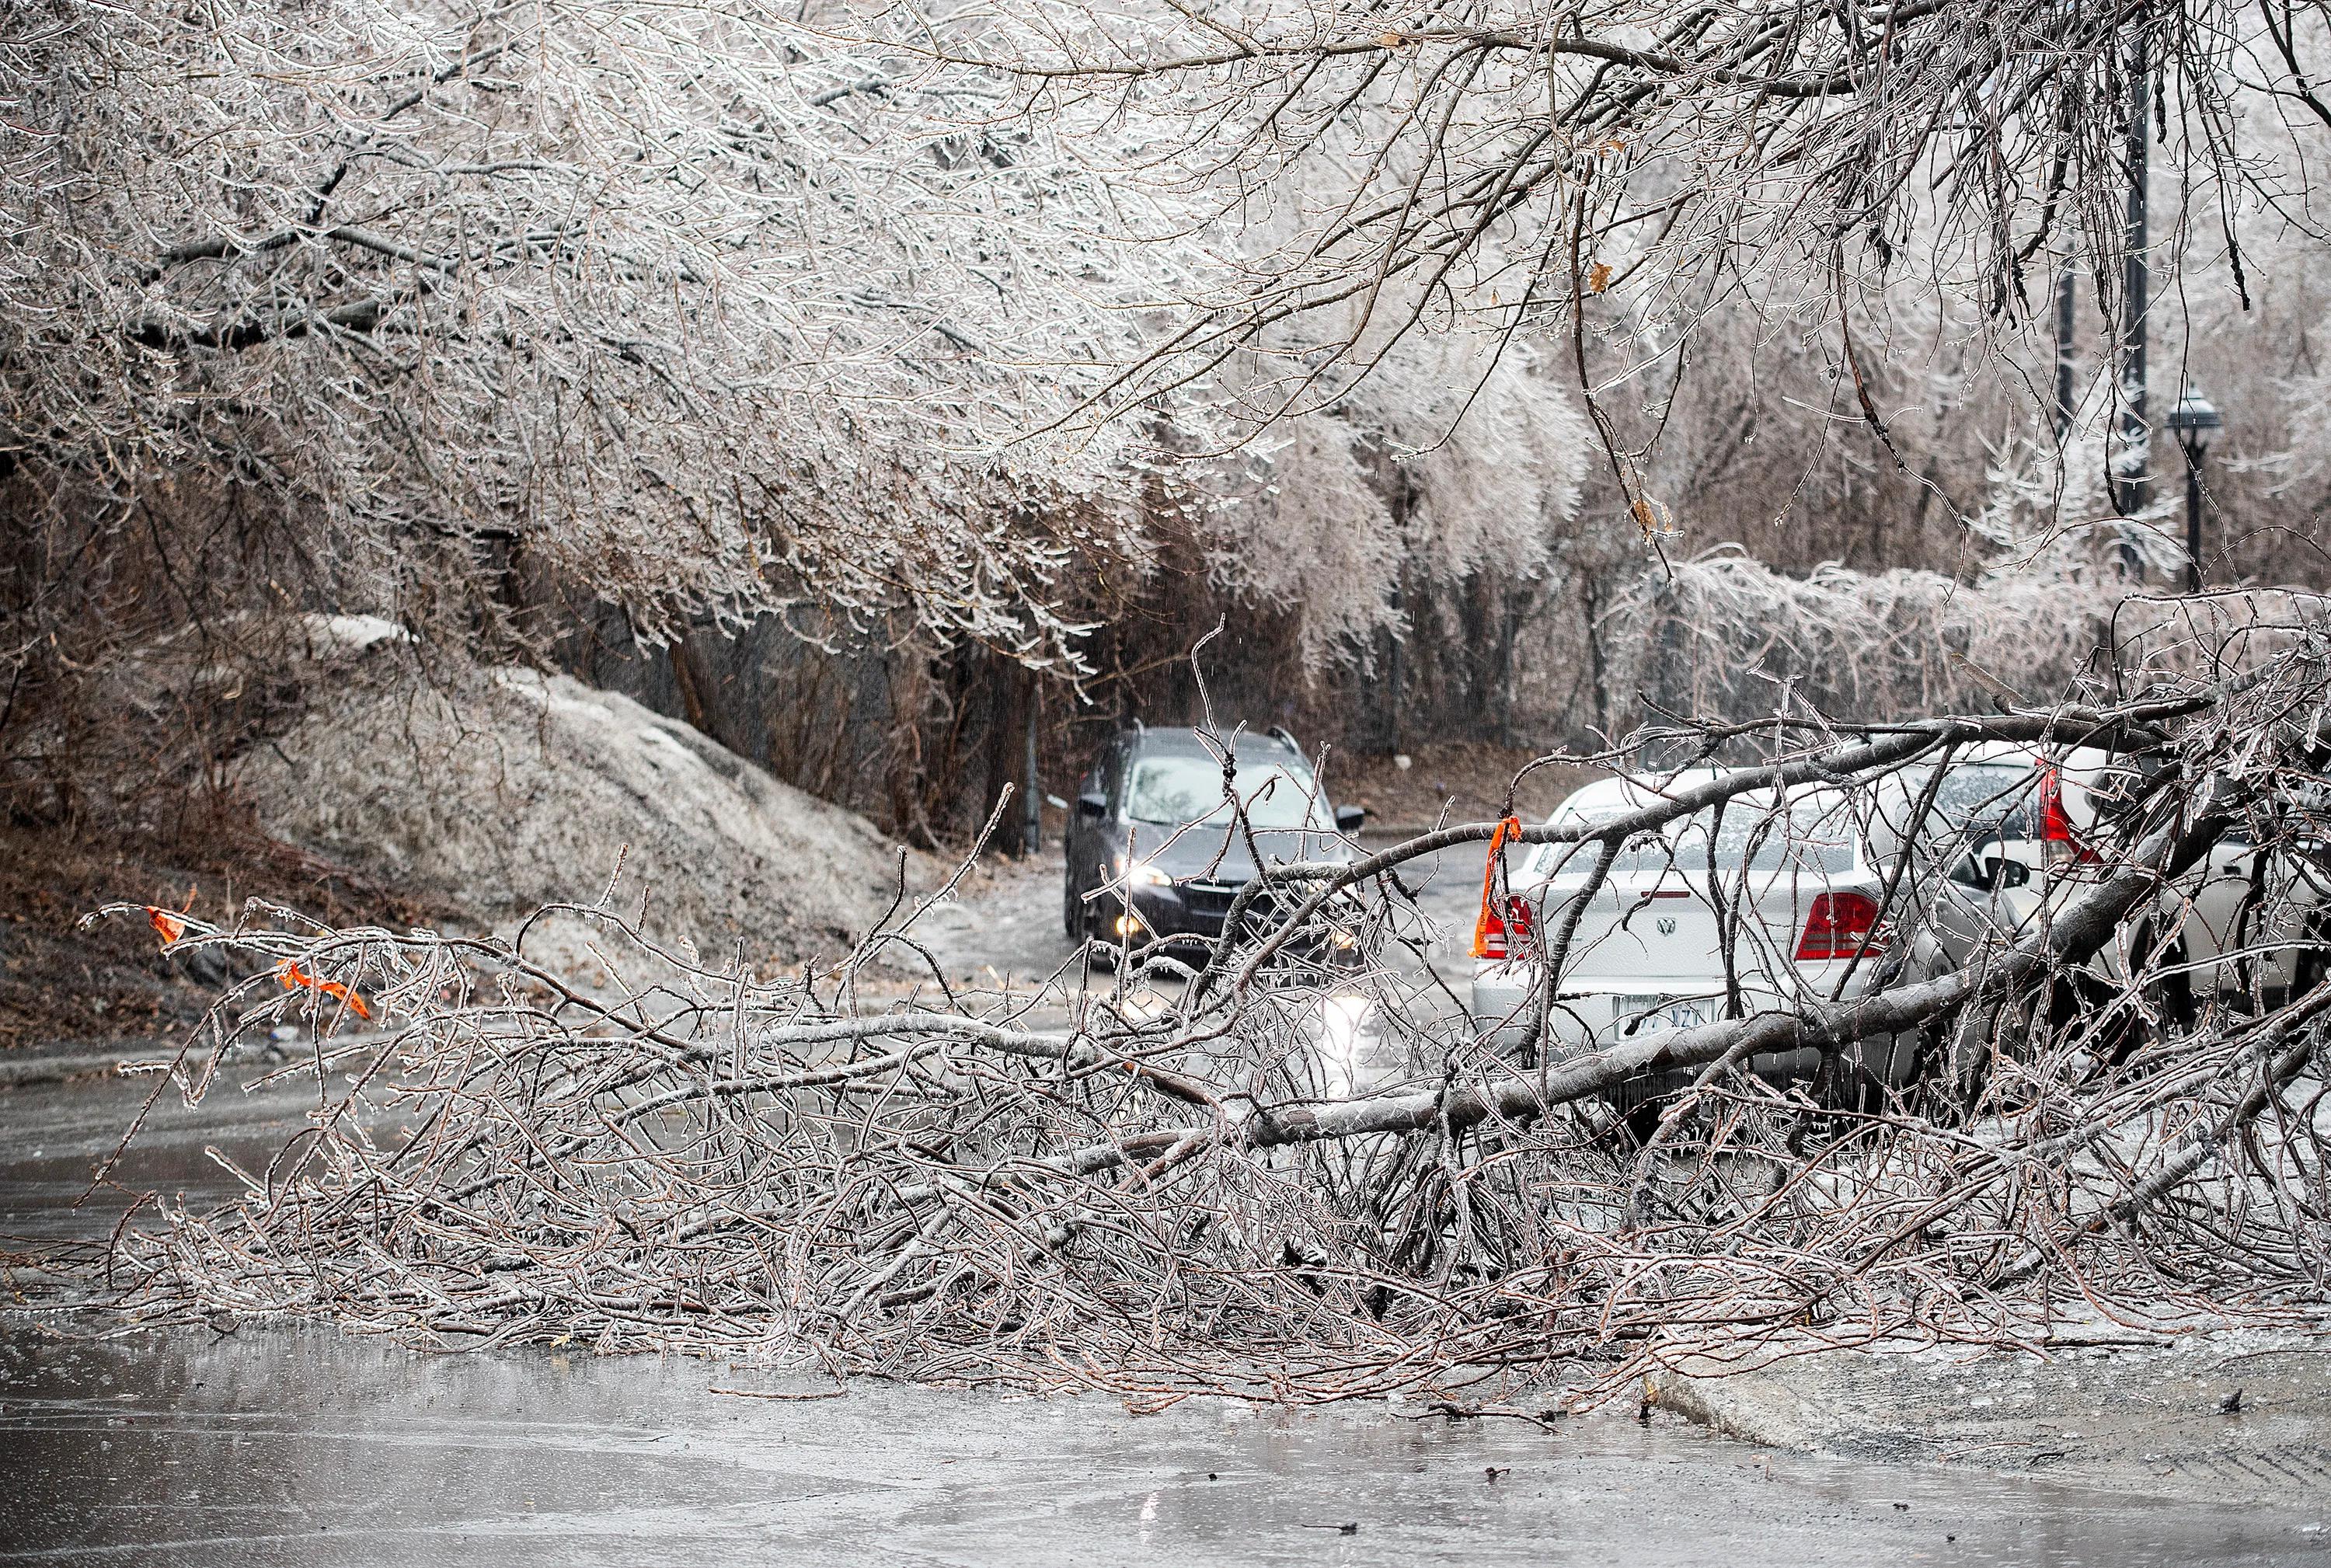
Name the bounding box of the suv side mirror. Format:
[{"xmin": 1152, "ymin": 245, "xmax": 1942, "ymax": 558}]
[
  {"xmin": 1334, "ymin": 804, "xmax": 1367, "ymax": 833},
  {"xmin": 1986, "ymin": 855, "xmax": 2031, "ymax": 890},
  {"xmin": 1077, "ymin": 790, "xmax": 1107, "ymax": 821}
]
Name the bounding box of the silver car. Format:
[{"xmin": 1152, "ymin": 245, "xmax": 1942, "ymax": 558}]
[
  {"xmin": 1921, "ymin": 741, "xmax": 2328, "ymax": 1016},
  {"xmin": 1471, "ymin": 750, "xmax": 2329, "ymax": 1103},
  {"xmin": 1469, "ymin": 770, "xmax": 1929, "ymax": 1105}
]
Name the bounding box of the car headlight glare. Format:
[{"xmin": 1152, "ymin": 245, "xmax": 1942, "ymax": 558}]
[{"xmin": 1124, "ymin": 860, "xmax": 1172, "ymax": 888}]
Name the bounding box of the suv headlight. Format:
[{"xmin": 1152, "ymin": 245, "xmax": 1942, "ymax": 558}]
[{"xmin": 1123, "ymin": 859, "xmax": 1172, "ymax": 888}]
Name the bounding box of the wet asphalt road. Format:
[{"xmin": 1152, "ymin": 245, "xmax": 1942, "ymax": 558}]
[
  {"xmin": 7, "ymin": 1311, "xmax": 2328, "ymax": 1568},
  {"xmin": 5, "ymin": 1085, "xmax": 2331, "ymax": 1564},
  {"xmin": 908, "ymin": 835, "xmax": 1488, "ymax": 995}
]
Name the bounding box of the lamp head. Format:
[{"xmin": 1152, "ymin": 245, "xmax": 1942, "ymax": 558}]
[{"xmin": 2165, "ymin": 381, "xmax": 2223, "ymax": 452}]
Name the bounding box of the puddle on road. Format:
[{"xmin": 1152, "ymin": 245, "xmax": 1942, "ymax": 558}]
[
  {"xmin": 4, "ymin": 1075, "xmax": 2326, "ymax": 1565},
  {"xmin": 2, "ymin": 1318, "xmax": 2323, "ymax": 1566}
]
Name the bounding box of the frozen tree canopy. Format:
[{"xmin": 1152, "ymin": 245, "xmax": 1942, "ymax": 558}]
[
  {"xmin": 1199, "ymin": 336, "xmax": 1591, "ymax": 668},
  {"xmin": 13, "ymin": 0, "xmax": 2331, "ymax": 612},
  {"xmin": 886, "ymin": 0, "xmax": 2320, "ymax": 372},
  {"xmin": 8, "ymin": 0, "xmax": 2331, "ymax": 754},
  {"xmin": 0, "ymin": 0, "xmax": 1214, "ymax": 643}
]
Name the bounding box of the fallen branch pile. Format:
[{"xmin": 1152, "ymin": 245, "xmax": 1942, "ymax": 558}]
[{"xmin": 78, "ymin": 599, "xmax": 2331, "ymax": 1403}]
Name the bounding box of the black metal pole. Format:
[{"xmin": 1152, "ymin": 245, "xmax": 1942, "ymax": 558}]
[
  {"xmin": 2054, "ymin": 265, "xmax": 2078, "ymax": 439},
  {"xmin": 2115, "ymin": 35, "xmax": 2150, "ymax": 522},
  {"xmin": 1023, "ymin": 680, "xmax": 1041, "ymax": 856},
  {"xmin": 2184, "ymin": 441, "xmax": 2205, "ymax": 593}
]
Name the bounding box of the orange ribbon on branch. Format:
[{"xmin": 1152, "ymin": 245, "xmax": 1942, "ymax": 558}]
[
  {"xmin": 277, "ymin": 961, "xmax": 371, "ymax": 1021},
  {"xmin": 1470, "ymin": 815, "xmax": 1525, "ymax": 959},
  {"xmin": 145, "ymin": 886, "xmax": 196, "ymax": 948}
]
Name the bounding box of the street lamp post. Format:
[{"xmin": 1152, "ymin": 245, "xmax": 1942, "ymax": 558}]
[
  {"xmin": 2165, "ymin": 382, "xmax": 2222, "ymax": 594},
  {"xmin": 2113, "ymin": 35, "xmax": 2151, "ymax": 523}
]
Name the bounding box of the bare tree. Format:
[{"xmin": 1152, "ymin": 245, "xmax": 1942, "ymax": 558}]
[{"xmin": 847, "ymin": 0, "xmax": 2331, "ymax": 528}]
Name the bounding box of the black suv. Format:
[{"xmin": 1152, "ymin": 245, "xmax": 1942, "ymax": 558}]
[{"xmin": 1063, "ymin": 724, "xmax": 1364, "ymax": 947}]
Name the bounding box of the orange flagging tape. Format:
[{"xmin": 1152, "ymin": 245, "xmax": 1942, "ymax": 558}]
[
  {"xmin": 277, "ymin": 961, "xmax": 371, "ymax": 1021},
  {"xmin": 145, "ymin": 885, "xmax": 196, "ymax": 948},
  {"xmin": 1470, "ymin": 815, "xmax": 1524, "ymax": 959}
]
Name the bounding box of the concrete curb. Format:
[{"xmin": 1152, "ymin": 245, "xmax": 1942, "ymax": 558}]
[
  {"xmin": 0, "ymin": 1053, "xmax": 136, "ymax": 1088},
  {"xmin": 1643, "ymin": 1364, "xmax": 1824, "ymax": 1451},
  {"xmin": 1639, "ymin": 1334, "xmax": 2331, "ymax": 1507}
]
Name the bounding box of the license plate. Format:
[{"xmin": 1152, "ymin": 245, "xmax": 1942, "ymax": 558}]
[{"xmin": 1615, "ymin": 995, "xmax": 1713, "ymax": 1036}]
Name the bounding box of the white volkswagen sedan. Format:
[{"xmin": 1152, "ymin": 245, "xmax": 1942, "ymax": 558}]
[{"xmin": 1468, "ymin": 769, "xmax": 1936, "ymax": 1106}]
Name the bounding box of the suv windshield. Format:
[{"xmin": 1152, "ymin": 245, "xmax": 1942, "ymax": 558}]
[{"xmin": 1126, "ymin": 757, "xmax": 1325, "ymax": 830}]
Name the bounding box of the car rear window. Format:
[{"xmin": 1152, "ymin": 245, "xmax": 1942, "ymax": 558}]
[
  {"xmin": 1927, "ymin": 762, "xmax": 2045, "ymax": 839},
  {"xmin": 1531, "ymin": 799, "xmax": 1859, "ymax": 876}
]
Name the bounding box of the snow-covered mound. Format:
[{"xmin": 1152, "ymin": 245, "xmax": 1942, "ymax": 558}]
[{"xmin": 239, "ymin": 657, "xmax": 904, "ymax": 965}]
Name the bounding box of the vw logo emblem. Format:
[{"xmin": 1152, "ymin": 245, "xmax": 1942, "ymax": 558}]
[{"xmin": 1657, "ymin": 917, "xmax": 1678, "ymax": 936}]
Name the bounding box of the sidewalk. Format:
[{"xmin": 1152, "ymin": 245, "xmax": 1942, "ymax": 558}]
[{"xmin": 1646, "ymin": 1326, "xmax": 2331, "ymax": 1506}]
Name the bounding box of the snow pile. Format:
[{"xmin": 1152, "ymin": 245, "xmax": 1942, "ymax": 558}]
[{"xmin": 239, "ymin": 652, "xmax": 907, "ymax": 966}]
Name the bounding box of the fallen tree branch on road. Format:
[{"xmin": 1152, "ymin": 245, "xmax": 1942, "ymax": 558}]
[{"xmin": 59, "ymin": 606, "xmax": 2331, "ymax": 1402}]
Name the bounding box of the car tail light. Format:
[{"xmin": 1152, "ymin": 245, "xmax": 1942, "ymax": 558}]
[
  {"xmin": 2038, "ymin": 765, "xmax": 2077, "ymax": 862},
  {"xmin": 1474, "ymin": 894, "xmax": 1535, "ymax": 960},
  {"xmin": 1795, "ymin": 891, "xmax": 1886, "ymax": 962}
]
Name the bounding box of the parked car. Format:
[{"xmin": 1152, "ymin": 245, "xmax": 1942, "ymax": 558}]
[
  {"xmin": 1469, "ymin": 748, "xmax": 2330, "ymax": 1105},
  {"xmin": 1469, "ymin": 769, "xmax": 1929, "ymax": 1106},
  {"xmin": 1063, "ymin": 723, "xmax": 1365, "ymax": 950},
  {"xmin": 1918, "ymin": 741, "xmax": 2329, "ymax": 1020}
]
